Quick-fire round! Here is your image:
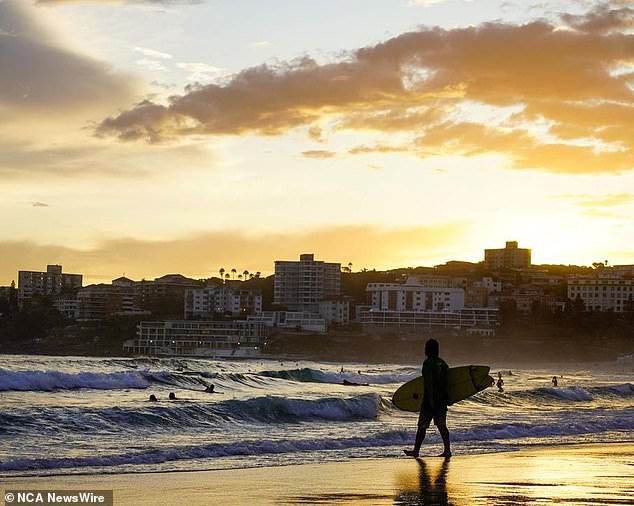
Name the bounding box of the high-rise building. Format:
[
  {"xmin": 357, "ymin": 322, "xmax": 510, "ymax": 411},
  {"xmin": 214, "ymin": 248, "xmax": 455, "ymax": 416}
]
[
  {"xmin": 274, "ymin": 253, "xmax": 341, "ymax": 312},
  {"xmin": 484, "ymin": 241, "xmax": 531, "ymax": 269},
  {"xmin": 18, "ymin": 264, "xmax": 82, "ymax": 306}
]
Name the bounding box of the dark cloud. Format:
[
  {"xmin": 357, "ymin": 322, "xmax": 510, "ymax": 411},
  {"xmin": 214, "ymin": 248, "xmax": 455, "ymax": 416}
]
[
  {"xmin": 0, "ymin": 1, "xmax": 136, "ymax": 116},
  {"xmin": 561, "ymin": 4, "xmax": 633, "ymax": 33},
  {"xmin": 97, "ymin": 5, "xmax": 633, "ymax": 174}
]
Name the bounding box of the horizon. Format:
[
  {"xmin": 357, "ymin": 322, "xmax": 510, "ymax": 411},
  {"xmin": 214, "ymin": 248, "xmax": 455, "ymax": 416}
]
[{"xmin": 1, "ymin": 0, "xmax": 633, "ymax": 286}]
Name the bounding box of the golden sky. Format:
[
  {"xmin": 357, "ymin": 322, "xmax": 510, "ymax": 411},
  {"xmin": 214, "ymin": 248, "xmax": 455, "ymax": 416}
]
[{"xmin": 1, "ymin": 0, "xmax": 632, "ymax": 284}]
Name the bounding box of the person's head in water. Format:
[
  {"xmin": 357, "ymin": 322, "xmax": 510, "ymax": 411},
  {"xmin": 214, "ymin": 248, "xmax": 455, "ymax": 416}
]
[
  {"xmin": 168, "ymin": 392, "xmax": 176, "ymax": 400},
  {"xmin": 149, "ymin": 394, "xmax": 158, "ymax": 402},
  {"xmin": 424, "ymin": 338, "xmax": 439, "ymax": 358}
]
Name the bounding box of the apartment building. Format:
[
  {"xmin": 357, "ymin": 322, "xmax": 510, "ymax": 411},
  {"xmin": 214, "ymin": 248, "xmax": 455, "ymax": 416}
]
[
  {"xmin": 18, "ymin": 264, "xmax": 82, "ymax": 306},
  {"xmin": 274, "ymin": 254, "xmax": 341, "ymax": 312},
  {"xmin": 185, "ymin": 281, "xmax": 262, "ymax": 319},
  {"xmin": 366, "ymin": 276, "xmax": 465, "ymax": 313},
  {"xmin": 484, "ymin": 241, "xmax": 531, "ymax": 269},
  {"xmin": 568, "ymin": 273, "xmax": 634, "ymax": 312}
]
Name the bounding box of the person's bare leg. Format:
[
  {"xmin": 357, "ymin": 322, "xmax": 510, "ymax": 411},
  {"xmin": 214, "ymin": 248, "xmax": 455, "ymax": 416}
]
[
  {"xmin": 404, "ymin": 427, "xmax": 426, "ymax": 457},
  {"xmin": 437, "ymin": 425, "xmax": 451, "ymax": 457}
]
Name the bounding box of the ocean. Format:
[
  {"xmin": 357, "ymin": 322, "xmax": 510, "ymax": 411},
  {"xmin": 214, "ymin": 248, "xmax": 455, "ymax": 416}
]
[{"xmin": 1, "ymin": 354, "xmax": 633, "ymax": 477}]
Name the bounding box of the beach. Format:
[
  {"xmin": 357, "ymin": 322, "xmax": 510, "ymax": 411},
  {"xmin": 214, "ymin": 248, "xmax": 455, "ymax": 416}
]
[{"xmin": 2, "ymin": 442, "xmax": 633, "ymax": 505}]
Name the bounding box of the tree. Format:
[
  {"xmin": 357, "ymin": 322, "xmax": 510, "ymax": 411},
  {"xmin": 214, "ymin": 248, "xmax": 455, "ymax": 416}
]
[
  {"xmin": 243, "ymin": 270, "xmax": 249, "ymax": 281},
  {"xmin": 231, "ymin": 268, "xmax": 237, "ymax": 280},
  {"xmin": 225, "ymin": 273, "xmax": 230, "ymax": 282},
  {"xmin": 219, "ymin": 268, "xmax": 225, "ymax": 280}
]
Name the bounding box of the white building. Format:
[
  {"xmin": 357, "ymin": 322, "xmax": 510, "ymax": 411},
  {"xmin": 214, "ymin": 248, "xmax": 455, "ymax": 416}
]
[
  {"xmin": 359, "ymin": 308, "xmax": 498, "ymax": 329},
  {"xmin": 247, "ymin": 311, "xmax": 327, "ymax": 333},
  {"xmin": 125, "ymin": 320, "xmax": 266, "ymax": 357},
  {"xmin": 568, "ymin": 273, "xmax": 634, "ymax": 312},
  {"xmin": 274, "ymin": 253, "xmax": 341, "ymax": 312},
  {"xmin": 366, "ymin": 276, "xmax": 465, "ymax": 312},
  {"xmin": 18, "ymin": 264, "xmax": 82, "ymax": 306},
  {"xmin": 185, "ymin": 282, "xmax": 262, "ymax": 319},
  {"xmin": 318, "ymin": 299, "xmax": 350, "ymax": 325}
]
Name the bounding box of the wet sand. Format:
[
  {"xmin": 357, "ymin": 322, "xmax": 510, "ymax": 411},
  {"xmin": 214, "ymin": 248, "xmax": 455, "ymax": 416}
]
[{"xmin": 2, "ymin": 442, "xmax": 633, "ymax": 505}]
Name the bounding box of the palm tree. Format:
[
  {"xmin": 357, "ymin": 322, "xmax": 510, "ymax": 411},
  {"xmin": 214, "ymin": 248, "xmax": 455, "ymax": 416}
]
[
  {"xmin": 243, "ymin": 270, "xmax": 249, "ymax": 281},
  {"xmin": 225, "ymin": 273, "xmax": 230, "ymax": 282},
  {"xmin": 231, "ymin": 268, "xmax": 237, "ymax": 279},
  {"xmin": 348, "ymin": 262, "xmax": 353, "ymax": 273},
  {"xmin": 219, "ymin": 268, "xmax": 225, "ymax": 282},
  {"xmin": 255, "ymin": 271, "xmax": 261, "ymax": 279}
]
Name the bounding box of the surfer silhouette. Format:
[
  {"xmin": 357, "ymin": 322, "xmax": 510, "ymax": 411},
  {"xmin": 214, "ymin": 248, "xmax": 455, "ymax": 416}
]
[
  {"xmin": 497, "ymin": 372, "xmax": 504, "ymax": 392},
  {"xmin": 168, "ymin": 392, "xmax": 177, "ymax": 400},
  {"xmin": 149, "ymin": 394, "xmax": 158, "ymax": 402},
  {"xmin": 552, "ymin": 376, "xmax": 558, "ymax": 387},
  {"xmin": 204, "ymin": 384, "xmax": 216, "ymax": 393},
  {"xmin": 404, "ymin": 338, "xmax": 451, "ymax": 458}
]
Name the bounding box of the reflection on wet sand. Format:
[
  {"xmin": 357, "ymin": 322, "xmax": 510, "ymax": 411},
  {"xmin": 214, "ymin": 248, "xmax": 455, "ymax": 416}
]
[{"xmin": 395, "ymin": 457, "xmax": 450, "ymax": 505}]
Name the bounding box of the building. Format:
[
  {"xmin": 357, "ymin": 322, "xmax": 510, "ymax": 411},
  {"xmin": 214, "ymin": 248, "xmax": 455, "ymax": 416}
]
[
  {"xmin": 484, "ymin": 241, "xmax": 531, "ymax": 269},
  {"xmin": 53, "ymin": 294, "xmax": 79, "ymax": 319},
  {"xmin": 18, "ymin": 264, "xmax": 82, "ymax": 306},
  {"xmin": 124, "ymin": 320, "xmax": 266, "ymax": 357},
  {"xmin": 489, "ymin": 285, "xmax": 556, "ymax": 313},
  {"xmin": 359, "ymin": 308, "xmax": 498, "ymax": 330},
  {"xmin": 76, "ymin": 284, "xmax": 123, "ymax": 321},
  {"xmin": 274, "ymin": 253, "xmax": 341, "ymax": 312},
  {"xmin": 568, "ymin": 273, "xmax": 634, "ymax": 312},
  {"xmin": 366, "ymin": 276, "xmax": 465, "ymax": 312},
  {"xmin": 134, "ymin": 274, "xmax": 202, "ymax": 318},
  {"xmin": 318, "ymin": 298, "xmax": 351, "ymax": 325},
  {"xmin": 112, "ymin": 277, "xmax": 145, "ymax": 315},
  {"xmin": 185, "ymin": 282, "xmax": 262, "ymax": 319},
  {"xmin": 247, "ymin": 311, "xmax": 327, "ymax": 333}
]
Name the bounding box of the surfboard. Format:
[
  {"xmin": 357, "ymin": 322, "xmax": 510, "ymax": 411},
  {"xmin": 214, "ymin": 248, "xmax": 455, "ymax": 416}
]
[{"xmin": 392, "ymin": 365, "xmax": 494, "ymax": 412}]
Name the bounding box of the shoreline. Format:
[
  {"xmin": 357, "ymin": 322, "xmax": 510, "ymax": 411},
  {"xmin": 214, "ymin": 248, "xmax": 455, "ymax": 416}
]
[{"xmin": 2, "ymin": 442, "xmax": 633, "ymax": 505}]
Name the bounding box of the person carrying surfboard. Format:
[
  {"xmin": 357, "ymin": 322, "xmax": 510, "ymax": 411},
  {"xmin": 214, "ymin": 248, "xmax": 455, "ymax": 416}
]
[{"xmin": 404, "ymin": 338, "xmax": 451, "ymax": 458}]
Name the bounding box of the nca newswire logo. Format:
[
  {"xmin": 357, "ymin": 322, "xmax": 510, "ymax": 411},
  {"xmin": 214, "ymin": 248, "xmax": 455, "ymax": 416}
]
[{"xmin": 4, "ymin": 490, "xmax": 113, "ymax": 506}]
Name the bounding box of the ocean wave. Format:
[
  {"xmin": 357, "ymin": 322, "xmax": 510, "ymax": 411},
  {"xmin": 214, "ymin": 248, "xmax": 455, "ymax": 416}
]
[
  {"xmin": 0, "ymin": 394, "xmax": 384, "ymax": 434},
  {"xmin": 466, "ymin": 383, "xmax": 634, "ymax": 406},
  {"xmin": 0, "ymin": 369, "xmax": 155, "ymax": 392},
  {"xmin": 0, "ymin": 430, "xmax": 412, "ymax": 472},
  {"xmin": 259, "ymin": 368, "xmax": 415, "ymax": 385}
]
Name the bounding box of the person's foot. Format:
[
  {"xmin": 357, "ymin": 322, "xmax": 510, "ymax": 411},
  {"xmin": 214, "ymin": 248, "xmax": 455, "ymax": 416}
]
[
  {"xmin": 403, "ymin": 449, "xmax": 419, "ymax": 457},
  {"xmin": 437, "ymin": 451, "xmax": 452, "ymax": 457}
]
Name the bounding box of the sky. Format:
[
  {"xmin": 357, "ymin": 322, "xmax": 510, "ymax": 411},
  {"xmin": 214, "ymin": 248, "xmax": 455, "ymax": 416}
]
[{"xmin": 0, "ymin": 0, "xmax": 632, "ymax": 284}]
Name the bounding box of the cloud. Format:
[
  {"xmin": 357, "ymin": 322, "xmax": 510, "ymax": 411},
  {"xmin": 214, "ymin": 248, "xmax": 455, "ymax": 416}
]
[
  {"xmin": 32, "ymin": 202, "xmax": 49, "ymax": 207},
  {"xmin": 301, "ymin": 150, "xmax": 338, "ymax": 159},
  {"xmin": 133, "ymin": 46, "xmax": 172, "ymax": 60},
  {"xmin": 559, "ymin": 193, "xmax": 634, "ymax": 207},
  {"xmin": 0, "ymin": 1, "xmax": 137, "ymax": 118},
  {"xmin": 176, "ymin": 62, "xmax": 224, "ymax": 82},
  {"xmin": 560, "ymin": 4, "xmax": 633, "ymax": 33},
  {"xmin": 97, "ymin": 5, "xmax": 634, "ymax": 174},
  {"xmin": 0, "ymin": 223, "xmax": 470, "ymax": 284}
]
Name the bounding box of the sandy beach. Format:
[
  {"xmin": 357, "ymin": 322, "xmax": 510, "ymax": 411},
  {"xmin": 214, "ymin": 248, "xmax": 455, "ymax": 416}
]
[{"xmin": 2, "ymin": 442, "xmax": 633, "ymax": 505}]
